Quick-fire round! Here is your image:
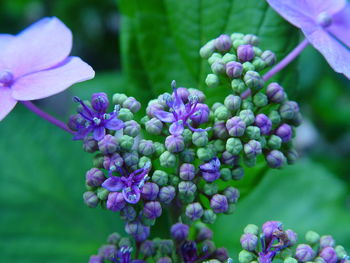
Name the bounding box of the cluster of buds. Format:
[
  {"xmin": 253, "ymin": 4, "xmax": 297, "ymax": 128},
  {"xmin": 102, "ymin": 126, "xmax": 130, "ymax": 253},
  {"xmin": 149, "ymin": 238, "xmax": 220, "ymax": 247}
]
[
  {"xmin": 89, "ymin": 223, "xmax": 231, "ymax": 263},
  {"xmin": 199, "ymin": 33, "xmax": 301, "ymax": 169},
  {"xmin": 238, "ymin": 221, "xmax": 349, "ymax": 263}
]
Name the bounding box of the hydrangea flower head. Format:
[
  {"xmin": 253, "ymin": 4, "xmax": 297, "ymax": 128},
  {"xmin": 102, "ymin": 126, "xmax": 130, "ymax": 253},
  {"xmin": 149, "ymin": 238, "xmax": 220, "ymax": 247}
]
[
  {"xmin": 266, "ymin": 0, "xmax": 350, "ymax": 78},
  {"xmin": 0, "ymin": 17, "xmax": 95, "ymax": 120}
]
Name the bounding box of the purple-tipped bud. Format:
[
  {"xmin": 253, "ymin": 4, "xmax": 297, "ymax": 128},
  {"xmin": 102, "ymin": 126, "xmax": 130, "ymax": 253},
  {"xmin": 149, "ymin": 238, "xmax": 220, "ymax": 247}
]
[
  {"xmin": 157, "ymin": 257, "xmax": 172, "ymax": 263},
  {"xmin": 200, "ymin": 157, "xmax": 221, "ymax": 182},
  {"xmin": 226, "ymin": 61, "xmax": 243, "ymax": 78},
  {"xmin": 124, "ymin": 120, "xmax": 141, "ymax": 137},
  {"xmin": 261, "ymin": 50, "xmax": 276, "ymax": 66},
  {"xmin": 180, "ymin": 163, "xmax": 196, "ymax": 180},
  {"xmin": 285, "ymin": 229, "xmax": 298, "ymax": 246},
  {"xmin": 179, "ymin": 181, "xmax": 197, "ymax": 197},
  {"xmin": 125, "ymin": 222, "xmax": 150, "ymax": 242},
  {"xmin": 266, "ymin": 150, "xmax": 286, "ymax": 168},
  {"xmin": 190, "ymin": 103, "xmax": 210, "ymax": 125},
  {"xmin": 159, "ymin": 186, "xmax": 176, "ymax": 204},
  {"xmin": 107, "ymin": 232, "xmax": 121, "ymax": 244},
  {"xmin": 165, "ymin": 135, "xmax": 185, "ymax": 153},
  {"xmin": 91, "ymin": 92, "xmax": 109, "ymax": 112},
  {"xmin": 171, "ymin": 223, "xmax": 189, "ymax": 241},
  {"xmin": 224, "ymin": 95, "xmax": 241, "ymax": 111},
  {"xmin": 262, "ymin": 221, "xmax": 282, "ymax": 241},
  {"xmin": 215, "ymin": 34, "xmax": 232, "ymax": 52},
  {"xmin": 211, "ymin": 61, "xmax": 226, "ymax": 74},
  {"xmin": 89, "ymin": 255, "xmax": 103, "ymax": 263},
  {"xmin": 214, "ymin": 248, "xmax": 229, "ymax": 261},
  {"xmin": 146, "ymin": 118, "xmax": 163, "ymax": 135},
  {"xmin": 226, "ymin": 117, "xmax": 246, "ymax": 137},
  {"xmin": 244, "ymin": 140, "xmax": 262, "ymax": 159},
  {"xmin": 221, "ymin": 151, "xmax": 239, "ymax": 166},
  {"xmin": 120, "ymin": 206, "xmax": 137, "ymax": 222},
  {"xmin": 123, "ymin": 97, "xmax": 141, "ymax": 113},
  {"xmin": 186, "ymin": 202, "xmax": 204, "ymax": 221},
  {"xmin": 103, "ymin": 153, "xmax": 123, "ymax": 171},
  {"xmin": 320, "ymin": 236, "xmax": 336, "ymax": 248},
  {"xmin": 106, "ymin": 192, "xmax": 126, "ymax": 211},
  {"xmin": 255, "ymin": 114, "xmax": 272, "ymax": 135},
  {"xmin": 197, "ymin": 226, "xmax": 213, "ymax": 241},
  {"xmin": 143, "ymin": 201, "xmax": 162, "ymax": 219},
  {"xmin": 320, "ymin": 247, "xmax": 338, "ymax": 263},
  {"xmin": 244, "ymin": 34, "xmax": 260, "ymax": 46},
  {"xmin": 83, "ymin": 136, "xmax": 99, "ymax": 153},
  {"xmin": 141, "ymin": 182, "xmax": 159, "ymax": 200},
  {"xmin": 177, "ymin": 87, "xmax": 190, "ymax": 103},
  {"xmin": 86, "ymin": 168, "xmax": 105, "ymax": 187},
  {"xmin": 210, "ymin": 194, "xmax": 229, "ymax": 213},
  {"xmin": 276, "ymin": 124, "xmax": 292, "ymax": 143},
  {"xmin": 140, "ymin": 240, "xmax": 155, "ymax": 257},
  {"xmin": 240, "ymin": 233, "xmax": 258, "ymax": 251},
  {"xmin": 138, "ymin": 140, "xmax": 155, "ymax": 156},
  {"xmin": 98, "ymin": 245, "xmax": 117, "ymax": 260},
  {"xmin": 188, "ymin": 88, "xmax": 206, "ymax": 103},
  {"xmin": 237, "ymin": 44, "xmax": 255, "ymax": 62},
  {"xmin": 214, "ymin": 121, "xmax": 229, "ymax": 139},
  {"xmin": 279, "ymin": 101, "xmax": 300, "ymax": 120},
  {"xmin": 295, "ymin": 244, "xmax": 316, "ymax": 262},
  {"xmin": 98, "ymin": 135, "xmax": 118, "ymax": 154},
  {"xmin": 83, "ymin": 191, "xmax": 99, "ymax": 208},
  {"xmin": 266, "ymin": 83, "xmax": 286, "ymax": 103},
  {"xmin": 224, "ymin": 187, "xmax": 240, "ymax": 203},
  {"xmin": 146, "ymin": 101, "xmax": 164, "ymax": 118}
]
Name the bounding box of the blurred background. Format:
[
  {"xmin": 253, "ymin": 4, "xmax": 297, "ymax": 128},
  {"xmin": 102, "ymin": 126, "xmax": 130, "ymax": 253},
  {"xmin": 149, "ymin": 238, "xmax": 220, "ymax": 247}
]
[{"xmin": 0, "ymin": 0, "xmax": 349, "ymax": 262}]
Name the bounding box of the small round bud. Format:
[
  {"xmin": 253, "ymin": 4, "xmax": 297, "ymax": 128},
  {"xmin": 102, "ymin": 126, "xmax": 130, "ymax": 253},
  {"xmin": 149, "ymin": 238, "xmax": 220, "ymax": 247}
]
[
  {"xmin": 286, "ymin": 229, "xmax": 298, "ymax": 246},
  {"xmin": 83, "ymin": 136, "xmax": 98, "ymax": 153},
  {"xmin": 211, "ymin": 61, "xmax": 226, "ymax": 74},
  {"xmin": 120, "ymin": 206, "xmax": 137, "ymax": 222},
  {"xmin": 206, "ymin": 74, "xmax": 220, "ymax": 89},
  {"xmin": 146, "ymin": 101, "xmax": 164, "ymax": 118},
  {"xmin": 143, "ymin": 201, "xmax": 162, "ymax": 219},
  {"xmin": 202, "ymin": 240, "xmax": 216, "ymax": 254},
  {"xmin": 208, "ymin": 53, "xmax": 223, "ymax": 65},
  {"xmin": 202, "ymin": 209, "xmax": 217, "ymax": 224},
  {"xmin": 226, "ymin": 61, "xmax": 243, "ymax": 78},
  {"xmin": 98, "ymin": 135, "xmax": 118, "ymax": 154},
  {"xmin": 118, "ymin": 108, "xmax": 133, "ymax": 122},
  {"xmin": 159, "ymin": 239, "xmax": 174, "ymax": 255},
  {"xmin": 224, "ymin": 95, "xmax": 241, "ymax": 111},
  {"xmin": 221, "ymin": 151, "xmax": 238, "ymax": 166},
  {"xmin": 200, "ymin": 39, "xmax": 216, "ymax": 59},
  {"xmin": 244, "ymin": 140, "xmax": 262, "ymax": 159},
  {"xmin": 220, "ymin": 168, "xmax": 232, "ymax": 181},
  {"xmin": 138, "ymin": 139, "xmax": 155, "ymax": 156},
  {"xmin": 276, "ymin": 124, "xmax": 293, "ymax": 143},
  {"xmin": 286, "ymin": 149, "xmax": 299, "ymax": 164},
  {"xmin": 123, "ymin": 97, "xmax": 141, "ymax": 113},
  {"xmin": 240, "ymin": 233, "xmax": 258, "ymax": 251},
  {"xmin": 139, "ymin": 156, "xmax": 151, "ymax": 169},
  {"xmin": 238, "ymin": 45, "xmax": 255, "ymax": 62},
  {"xmin": 226, "ymin": 117, "xmax": 246, "ymax": 137},
  {"xmin": 190, "ymin": 103, "xmax": 210, "ymax": 125},
  {"xmin": 179, "ymin": 181, "xmax": 197, "ymax": 201},
  {"xmin": 118, "ymin": 135, "xmax": 134, "ymax": 151},
  {"xmin": 90, "ymin": 93, "xmax": 109, "ymax": 112},
  {"xmin": 180, "ymin": 149, "xmax": 196, "ymax": 163},
  {"xmin": 180, "ymin": 163, "xmax": 196, "ymax": 180},
  {"xmin": 242, "ymin": 100, "xmax": 254, "ymax": 110},
  {"xmin": 124, "ymin": 120, "xmax": 141, "ymax": 137},
  {"xmin": 295, "ymin": 244, "xmax": 316, "ymax": 262},
  {"xmin": 231, "ymin": 79, "xmax": 247, "ymax": 94},
  {"xmin": 279, "ymin": 101, "xmax": 300, "ymax": 120},
  {"xmin": 245, "ymin": 126, "xmax": 261, "ymax": 140},
  {"xmin": 320, "ymin": 247, "xmax": 338, "ymax": 263},
  {"xmin": 83, "ymin": 191, "xmax": 99, "ymax": 208},
  {"xmin": 320, "ymin": 235, "xmax": 335, "ymax": 248},
  {"xmin": 269, "ymin": 110, "xmax": 281, "ymax": 125},
  {"xmin": 107, "ymin": 232, "xmax": 121, "ymax": 244},
  {"xmin": 214, "ymin": 121, "xmax": 230, "ymax": 139},
  {"xmin": 125, "ymin": 222, "xmax": 150, "ymax": 242},
  {"xmin": 210, "ymin": 194, "xmax": 229, "ymax": 213},
  {"xmin": 192, "ymin": 132, "xmax": 209, "ymax": 147},
  {"xmin": 203, "ymin": 183, "xmax": 219, "ymax": 196},
  {"xmin": 255, "ymin": 114, "xmax": 272, "ymax": 135},
  {"xmin": 146, "ymin": 118, "xmax": 163, "ymax": 135},
  {"xmin": 165, "ymin": 135, "xmax": 185, "ymax": 153},
  {"xmin": 267, "ymin": 135, "xmax": 282, "ymax": 150},
  {"xmin": 244, "ymin": 224, "xmax": 259, "ymax": 235},
  {"xmin": 186, "ymin": 202, "xmax": 204, "ymax": 221},
  {"xmin": 159, "ymin": 186, "xmax": 176, "ymax": 204},
  {"xmin": 222, "ymin": 53, "xmax": 237, "ymax": 63},
  {"xmin": 96, "ymin": 187, "xmax": 109, "ymax": 200},
  {"xmin": 98, "ymin": 245, "xmax": 117, "ymax": 261},
  {"xmin": 106, "ymin": 192, "xmax": 125, "ymax": 211},
  {"xmin": 224, "ymin": 187, "xmax": 240, "ymax": 203},
  {"xmin": 239, "ymin": 109, "xmax": 255, "ymax": 125},
  {"xmin": 244, "ymin": 71, "xmax": 264, "ymax": 91},
  {"xmin": 253, "ymin": 92, "xmax": 268, "ymax": 107},
  {"xmin": 305, "ymin": 230, "xmax": 320, "ymax": 244},
  {"xmin": 261, "ymin": 50, "xmax": 276, "ymax": 66},
  {"xmin": 215, "ymin": 105, "xmax": 231, "ymax": 120},
  {"xmin": 215, "ymin": 34, "xmax": 232, "ymax": 52},
  {"xmin": 89, "ymin": 255, "xmax": 103, "ymax": 263},
  {"xmin": 243, "ymin": 34, "xmax": 259, "ymax": 46},
  {"xmin": 171, "ymin": 223, "xmax": 189, "ymax": 241},
  {"xmin": 152, "ymin": 170, "xmax": 169, "ymax": 186},
  {"xmin": 266, "ymin": 83, "xmax": 285, "ymax": 103},
  {"xmin": 265, "ymin": 150, "xmax": 287, "ymax": 168},
  {"xmin": 239, "ymin": 250, "xmax": 254, "ymax": 263},
  {"xmin": 200, "ymin": 158, "xmax": 221, "ymax": 182},
  {"xmin": 197, "ymin": 147, "xmax": 216, "ymax": 162},
  {"xmin": 335, "ymin": 245, "xmax": 347, "ymax": 259},
  {"xmin": 112, "ymin": 93, "xmax": 128, "ymax": 105},
  {"xmin": 86, "ymin": 168, "xmax": 105, "ymax": 187},
  {"xmin": 262, "ymin": 221, "xmax": 282, "ymax": 240},
  {"xmin": 231, "ymin": 32, "xmax": 245, "ymax": 41},
  {"xmin": 140, "ymin": 240, "xmax": 155, "ymax": 257},
  {"xmin": 243, "ymin": 62, "xmax": 255, "ymax": 73},
  {"xmin": 214, "ymin": 248, "xmax": 229, "ymax": 261},
  {"xmin": 284, "ymin": 257, "xmax": 298, "ymax": 263},
  {"xmin": 154, "ymin": 142, "xmax": 166, "ymax": 157},
  {"xmin": 123, "ymin": 151, "xmax": 139, "ymax": 168},
  {"xmin": 232, "ymin": 167, "xmax": 244, "ymax": 180},
  {"xmin": 252, "ymin": 57, "xmax": 267, "ymax": 71},
  {"xmin": 159, "ymin": 151, "xmax": 177, "ymax": 168}
]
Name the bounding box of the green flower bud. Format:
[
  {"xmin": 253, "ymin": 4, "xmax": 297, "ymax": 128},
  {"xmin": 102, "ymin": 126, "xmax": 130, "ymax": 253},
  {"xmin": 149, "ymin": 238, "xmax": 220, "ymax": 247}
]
[
  {"xmin": 206, "ymin": 74, "xmax": 220, "ymax": 89},
  {"xmin": 211, "ymin": 61, "xmax": 226, "ymax": 74},
  {"xmin": 180, "ymin": 149, "xmax": 196, "ymax": 163},
  {"xmin": 305, "ymin": 230, "xmax": 320, "ymax": 244},
  {"xmin": 139, "ymin": 156, "xmax": 151, "ymax": 168},
  {"xmin": 231, "ymin": 33, "xmax": 244, "ymax": 41},
  {"xmin": 252, "ymin": 57, "xmax": 266, "ymax": 71},
  {"xmin": 124, "ymin": 120, "xmax": 141, "ymax": 137},
  {"xmin": 212, "ymin": 102, "xmax": 224, "ymax": 112},
  {"xmin": 118, "ymin": 108, "xmax": 134, "ymax": 122},
  {"xmin": 179, "ymin": 181, "xmax": 197, "ymax": 203},
  {"xmin": 252, "ymin": 47, "xmax": 263, "ymax": 56},
  {"xmin": 97, "ymin": 187, "xmax": 109, "ymax": 200},
  {"xmin": 268, "ymin": 135, "xmax": 282, "ymax": 149},
  {"xmin": 93, "ymin": 154, "xmax": 104, "ymax": 168},
  {"xmin": 192, "ymin": 131, "xmax": 209, "ymax": 147},
  {"xmin": 269, "ymin": 111, "xmax": 281, "ymax": 125},
  {"xmin": 154, "ymin": 142, "xmax": 166, "ymax": 156},
  {"xmin": 335, "ymin": 245, "xmax": 347, "ymax": 259},
  {"xmin": 138, "ymin": 140, "xmax": 155, "ymax": 156},
  {"xmin": 141, "ymin": 216, "xmax": 156, "ymax": 227},
  {"xmin": 244, "ymin": 71, "xmax": 264, "ymax": 91},
  {"xmin": 239, "ymin": 250, "xmax": 254, "ymax": 263},
  {"xmin": 197, "ymin": 147, "xmax": 215, "ymax": 162},
  {"xmin": 279, "ymin": 248, "xmax": 293, "ymax": 259},
  {"xmin": 140, "ymin": 115, "xmax": 150, "ymax": 126},
  {"xmin": 244, "ymin": 224, "xmax": 259, "ymax": 235},
  {"xmin": 222, "ymin": 53, "xmax": 237, "ymax": 63},
  {"xmin": 112, "ymin": 93, "xmax": 128, "ymax": 105},
  {"xmin": 224, "ymin": 95, "xmax": 241, "ymax": 111},
  {"xmin": 182, "ymin": 129, "xmax": 192, "ymax": 144},
  {"xmin": 239, "ymin": 110, "xmax": 255, "ymax": 125},
  {"xmin": 258, "ymin": 137, "xmax": 266, "ymax": 148},
  {"xmin": 225, "ymin": 204, "xmax": 236, "ymax": 214},
  {"xmin": 253, "ymin": 92, "xmax": 268, "ymax": 107},
  {"xmin": 245, "ymin": 126, "xmax": 261, "ymax": 140},
  {"xmin": 242, "ymin": 100, "xmax": 254, "ymax": 110},
  {"xmin": 261, "ymin": 50, "xmax": 276, "ymax": 66},
  {"xmin": 200, "ymin": 39, "xmax": 216, "ymax": 59},
  {"xmin": 232, "ymin": 167, "xmax": 244, "ymax": 180},
  {"xmin": 169, "ymin": 175, "xmax": 180, "ymax": 186},
  {"xmin": 118, "ymin": 135, "xmax": 134, "ymax": 151},
  {"xmin": 152, "ymin": 170, "xmax": 169, "ymax": 186},
  {"xmin": 226, "ymin": 138, "xmax": 243, "ymax": 155},
  {"xmin": 243, "ymin": 62, "xmax": 255, "ymax": 73},
  {"xmin": 160, "ymin": 151, "xmax": 177, "ymax": 168},
  {"xmin": 123, "ymin": 152, "xmax": 139, "ymax": 168},
  {"xmin": 203, "ymin": 183, "xmax": 218, "ymax": 196},
  {"xmin": 231, "ymin": 79, "xmax": 247, "ymax": 94},
  {"xmin": 233, "ymin": 39, "xmax": 246, "ymax": 49},
  {"xmin": 284, "ymin": 257, "xmax": 298, "ymax": 263},
  {"xmin": 202, "ymin": 209, "xmax": 217, "ymax": 224},
  {"xmin": 215, "ymin": 105, "xmax": 231, "ymax": 120},
  {"xmin": 146, "ymin": 118, "xmax": 163, "ymax": 135},
  {"xmin": 243, "ymin": 34, "xmax": 260, "ymax": 46},
  {"xmin": 286, "ymin": 149, "xmax": 299, "ymax": 164},
  {"xmin": 213, "ymin": 140, "xmax": 225, "ymax": 152},
  {"xmin": 220, "ymin": 168, "xmax": 232, "ymax": 181},
  {"xmin": 243, "ymin": 156, "xmax": 256, "ymax": 167},
  {"xmin": 208, "ymin": 53, "xmax": 222, "ymax": 65}
]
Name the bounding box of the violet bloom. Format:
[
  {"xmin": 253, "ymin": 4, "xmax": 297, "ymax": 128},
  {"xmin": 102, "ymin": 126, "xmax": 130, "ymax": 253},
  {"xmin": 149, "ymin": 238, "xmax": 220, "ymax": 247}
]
[
  {"xmin": 200, "ymin": 157, "xmax": 221, "ymax": 182},
  {"xmin": 153, "ymin": 80, "xmax": 210, "ymax": 135},
  {"xmin": 112, "ymin": 246, "xmax": 132, "ymax": 263},
  {"xmin": 102, "ymin": 162, "xmax": 151, "ymax": 204},
  {"xmin": 72, "ymin": 94, "xmax": 124, "ymax": 141},
  {"xmin": 266, "ymin": 0, "xmax": 350, "ymax": 78},
  {"xmin": 0, "ymin": 17, "xmax": 94, "ymax": 121}
]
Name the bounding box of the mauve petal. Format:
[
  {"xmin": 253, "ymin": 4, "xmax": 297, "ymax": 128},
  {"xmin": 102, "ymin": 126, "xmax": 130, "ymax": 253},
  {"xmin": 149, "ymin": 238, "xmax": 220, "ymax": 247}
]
[
  {"xmin": 0, "ymin": 87, "xmax": 17, "ymax": 121},
  {"xmin": 72, "ymin": 127, "xmax": 91, "ymax": 140},
  {"xmin": 105, "ymin": 117, "xmax": 124, "ymax": 130},
  {"xmin": 122, "ymin": 186, "xmax": 141, "ymax": 204},
  {"xmin": 102, "ymin": 176, "xmax": 123, "ymax": 192},
  {"xmin": 169, "ymin": 121, "xmax": 184, "ymax": 135},
  {"xmin": 153, "ymin": 110, "xmax": 175, "ymax": 123},
  {"xmin": 329, "ymin": 3, "xmax": 350, "ymax": 47},
  {"xmin": 93, "ymin": 126, "xmax": 105, "ymax": 141},
  {"xmin": 3, "ymin": 17, "xmax": 72, "ymax": 77},
  {"xmin": 303, "ymin": 0, "xmax": 346, "ymax": 17},
  {"xmin": 304, "ymin": 28, "xmax": 350, "ymax": 79},
  {"xmin": 11, "ymin": 56, "xmax": 95, "ymax": 100}
]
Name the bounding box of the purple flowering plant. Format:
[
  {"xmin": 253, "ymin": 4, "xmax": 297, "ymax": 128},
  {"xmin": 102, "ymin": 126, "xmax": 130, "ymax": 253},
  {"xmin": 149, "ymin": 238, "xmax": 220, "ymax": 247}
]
[{"xmin": 1, "ymin": 1, "xmax": 350, "ymax": 263}]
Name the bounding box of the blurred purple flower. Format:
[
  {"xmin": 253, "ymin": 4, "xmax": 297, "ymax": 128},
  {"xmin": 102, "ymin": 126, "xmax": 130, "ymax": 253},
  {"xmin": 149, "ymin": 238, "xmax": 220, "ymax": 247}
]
[
  {"xmin": 0, "ymin": 17, "xmax": 95, "ymax": 121},
  {"xmin": 266, "ymin": 0, "xmax": 350, "ymax": 78}
]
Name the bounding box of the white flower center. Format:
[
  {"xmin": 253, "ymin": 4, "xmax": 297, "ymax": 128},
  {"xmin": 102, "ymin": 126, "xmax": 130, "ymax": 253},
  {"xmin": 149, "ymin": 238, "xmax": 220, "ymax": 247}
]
[{"xmin": 317, "ymin": 12, "xmax": 332, "ymax": 28}]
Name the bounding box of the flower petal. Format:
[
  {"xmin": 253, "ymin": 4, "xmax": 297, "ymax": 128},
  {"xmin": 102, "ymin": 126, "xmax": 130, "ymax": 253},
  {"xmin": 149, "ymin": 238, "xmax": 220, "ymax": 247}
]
[
  {"xmin": 3, "ymin": 17, "xmax": 73, "ymax": 77},
  {"xmin": 304, "ymin": 0, "xmax": 346, "ymax": 17},
  {"xmin": 0, "ymin": 34, "xmax": 14, "ymax": 67},
  {"xmin": 105, "ymin": 117, "xmax": 124, "ymax": 131},
  {"xmin": 122, "ymin": 185, "xmax": 141, "ymax": 204},
  {"xmin": 304, "ymin": 28, "xmax": 350, "ymax": 79},
  {"xmin": 102, "ymin": 176, "xmax": 123, "ymax": 192},
  {"xmin": 93, "ymin": 126, "xmax": 106, "ymax": 141},
  {"xmin": 169, "ymin": 121, "xmax": 184, "ymax": 135},
  {"xmin": 153, "ymin": 110, "xmax": 175, "ymax": 122},
  {"xmin": 329, "ymin": 3, "xmax": 350, "ymax": 47},
  {"xmin": 0, "ymin": 87, "xmax": 17, "ymax": 121},
  {"xmin": 11, "ymin": 56, "xmax": 95, "ymax": 100}
]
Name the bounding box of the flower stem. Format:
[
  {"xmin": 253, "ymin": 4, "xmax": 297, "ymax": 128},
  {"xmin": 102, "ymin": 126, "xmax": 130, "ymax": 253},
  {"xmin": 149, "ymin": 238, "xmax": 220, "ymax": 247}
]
[
  {"xmin": 263, "ymin": 38, "xmax": 309, "ymax": 81},
  {"xmin": 21, "ymin": 101, "xmax": 74, "ymax": 134}
]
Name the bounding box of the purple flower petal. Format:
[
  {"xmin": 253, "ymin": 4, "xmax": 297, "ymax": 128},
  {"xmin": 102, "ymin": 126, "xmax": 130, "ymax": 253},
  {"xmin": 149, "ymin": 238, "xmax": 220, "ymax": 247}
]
[
  {"xmin": 0, "ymin": 34, "xmax": 14, "ymax": 55},
  {"xmin": 93, "ymin": 126, "xmax": 106, "ymax": 141},
  {"xmin": 3, "ymin": 17, "xmax": 73, "ymax": 78},
  {"xmin": 102, "ymin": 176, "xmax": 123, "ymax": 192},
  {"xmin": 153, "ymin": 110, "xmax": 175, "ymax": 123},
  {"xmin": 329, "ymin": 3, "xmax": 350, "ymax": 47},
  {"xmin": 11, "ymin": 56, "xmax": 95, "ymax": 100},
  {"xmin": 169, "ymin": 121, "xmax": 184, "ymax": 135},
  {"xmin": 0, "ymin": 87, "xmax": 17, "ymax": 121},
  {"xmin": 122, "ymin": 185, "xmax": 141, "ymax": 204},
  {"xmin": 73, "ymin": 127, "xmax": 92, "ymax": 140},
  {"xmin": 105, "ymin": 117, "xmax": 124, "ymax": 131}
]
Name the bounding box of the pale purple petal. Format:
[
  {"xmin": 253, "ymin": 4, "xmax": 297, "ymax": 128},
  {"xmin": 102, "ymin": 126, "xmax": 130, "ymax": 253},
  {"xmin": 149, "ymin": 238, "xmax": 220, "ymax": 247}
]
[
  {"xmin": 93, "ymin": 126, "xmax": 106, "ymax": 141},
  {"xmin": 105, "ymin": 117, "xmax": 124, "ymax": 130},
  {"xmin": 329, "ymin": 3, "xmax": 350, "ymax": 47},
  {"xmin": 11, "ymin": 56, "xmax": 95, "ymax": 100},
  {"xmin": 169, "ymin": 121, "xmax": 184, "ymax": 135},
  {"xmin": 304, "ymin": 28, "xmax": 350, "ymax": 79},
  {"xmin": 73, "ymin": 127, "xmax": 92, "ymax": 140},
  {"xmin": 0, "ymin": 34, "xmax": 14, "ymax": 67},
  {"xmin": 102, "ymin": 176, "xmax": 123, "ymax": 192},
  {"xmin": 153, "ymin": 110, "xmax": 175, "ymax": 122},
  {"xmin": 302, "ymin": 0, "xmax": 345, "ymax": 17},
  {"xmin": 122, "ymin": 185, "xmax": 141, "ymax": 204},
  {"xmin": 0, "ymin": 87, "xmax": 17, "ymax": 121},
  {"xmin": 3, "ymin": 17, "xmax": 73, "ymax": 77}
]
